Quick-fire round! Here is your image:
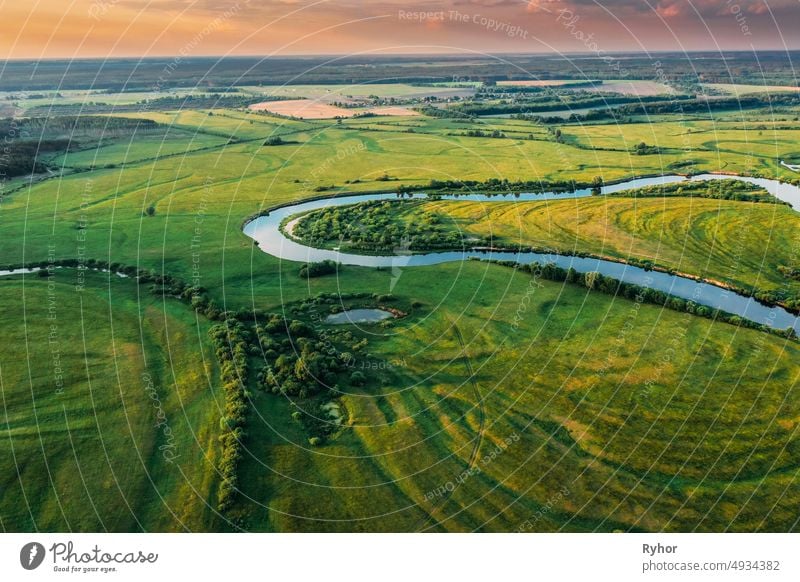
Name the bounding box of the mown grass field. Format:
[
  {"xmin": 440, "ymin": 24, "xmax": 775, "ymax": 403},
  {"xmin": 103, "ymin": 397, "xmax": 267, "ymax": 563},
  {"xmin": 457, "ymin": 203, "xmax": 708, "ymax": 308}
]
[
  {"xmin": 343, "ymin": 195, "xmax": 800, "ymax": 297},
  {"xmin": 0, "ymin": 271, "xmax": 222, "ymax": 531},
  {"xmin": 2, "ymin": 102, "xmax": 800, "ymax": 531},
  {"xmin": 239, "ymin": 262, "xmax": 800, "ymax": 532}
]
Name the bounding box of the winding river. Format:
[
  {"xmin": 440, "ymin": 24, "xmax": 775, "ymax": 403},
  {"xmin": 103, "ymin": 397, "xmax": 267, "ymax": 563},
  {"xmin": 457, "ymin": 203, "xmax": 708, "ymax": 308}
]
[{"xmin": 245, "ymin": 173, "xmax": 800, "ymax": 332}]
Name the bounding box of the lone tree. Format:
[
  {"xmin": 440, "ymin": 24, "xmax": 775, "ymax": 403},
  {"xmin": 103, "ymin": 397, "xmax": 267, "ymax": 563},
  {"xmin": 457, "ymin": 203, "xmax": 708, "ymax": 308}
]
[
  {"xmin": 591, "ymin": 175, "xmax": 604, "ymax": 195},
  {"xmin": 584, "ymin": 271, "xmax": 600, "ymax": 290}
]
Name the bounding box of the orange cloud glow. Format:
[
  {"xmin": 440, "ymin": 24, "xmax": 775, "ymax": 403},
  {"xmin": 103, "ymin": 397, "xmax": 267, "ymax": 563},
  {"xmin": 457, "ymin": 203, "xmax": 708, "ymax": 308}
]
[{"xmin": 0, "ymin": 0, "xmax": 797, "ymax": 59}]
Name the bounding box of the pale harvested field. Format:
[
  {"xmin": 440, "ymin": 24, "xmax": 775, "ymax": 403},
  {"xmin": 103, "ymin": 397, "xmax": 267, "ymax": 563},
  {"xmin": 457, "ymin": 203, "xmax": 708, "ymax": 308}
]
[
  {"xmin": 577, "ymin": 80, "xmax": 675, "ymax": 96},
  {"xmin": 704, "ymin": 83, "xmax": 800, "ymax": 96},
  {"xmin": 248, "ymin": 100, "xmax": 416, "ymax": 119},
  {"xmin": 366, "ymin": 106, "xmax": 416, "ymax": 116}
]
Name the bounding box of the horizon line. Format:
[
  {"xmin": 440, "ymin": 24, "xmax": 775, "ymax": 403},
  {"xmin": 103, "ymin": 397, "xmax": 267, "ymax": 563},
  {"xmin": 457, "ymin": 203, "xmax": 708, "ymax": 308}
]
[{"xmin": 3, "ymin": 48, "xmax": 800, "ymax": 63}]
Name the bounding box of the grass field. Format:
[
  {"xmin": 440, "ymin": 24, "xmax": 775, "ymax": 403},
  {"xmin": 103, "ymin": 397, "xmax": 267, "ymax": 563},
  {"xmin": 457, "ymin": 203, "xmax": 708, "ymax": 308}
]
[
  {"xmin": 237, "ymin": 262, "xmax": 800, "ymax": 532},
  {"xmin": 560, "ymin": 119, "xmax": 800, "ymax": 177},
  {"xmin": 0, "ymin": 271, "xmax": 222, "ymax": 531},
  {"xmin": 48, "ymin": 130, "xmax": 230, "ymax": 169},
  {"xmin": 2, "ymin": 98, "xmax": 800, "ymax": 532},
  {"xmin": 3, "ymin": 107, "xmax": 798, "ymax": 296}
]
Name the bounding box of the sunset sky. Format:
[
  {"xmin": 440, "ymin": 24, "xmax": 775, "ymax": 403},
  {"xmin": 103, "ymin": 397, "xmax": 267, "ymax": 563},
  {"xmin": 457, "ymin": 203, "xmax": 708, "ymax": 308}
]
[{"xmin": 1, "ymin": 0, "xmax": 798, "ymax": 59}]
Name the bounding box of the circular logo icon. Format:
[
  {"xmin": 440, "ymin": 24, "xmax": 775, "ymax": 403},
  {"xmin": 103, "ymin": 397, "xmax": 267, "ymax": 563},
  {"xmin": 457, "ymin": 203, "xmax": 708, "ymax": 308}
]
[{"xmin": 20, "ymin": 542, "xmax": 46, "ymax": 570}]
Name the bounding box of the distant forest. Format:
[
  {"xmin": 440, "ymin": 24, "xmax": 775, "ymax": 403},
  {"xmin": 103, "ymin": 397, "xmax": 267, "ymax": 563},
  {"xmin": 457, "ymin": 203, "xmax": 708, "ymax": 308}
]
[
  {"xmin": 0, "ymin": 116, "xmax": 160, "ymax": 178},
  {"xmin": 1, "ymin": 52, "xmax": 798, "ymax": 91}
]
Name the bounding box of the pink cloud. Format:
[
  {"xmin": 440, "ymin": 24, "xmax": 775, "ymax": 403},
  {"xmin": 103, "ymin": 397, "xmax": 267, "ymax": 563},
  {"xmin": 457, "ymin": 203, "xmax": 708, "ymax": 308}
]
[{"xmin": 527, "ymin": 0, "xmax": 795, "ymax": 19}]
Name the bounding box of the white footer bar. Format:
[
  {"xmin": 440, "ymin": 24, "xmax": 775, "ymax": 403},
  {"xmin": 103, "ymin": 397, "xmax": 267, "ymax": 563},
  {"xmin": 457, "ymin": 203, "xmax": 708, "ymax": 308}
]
[{"xmin": 1, "ymin": 533, "xmax": 796, "ymax": 581}]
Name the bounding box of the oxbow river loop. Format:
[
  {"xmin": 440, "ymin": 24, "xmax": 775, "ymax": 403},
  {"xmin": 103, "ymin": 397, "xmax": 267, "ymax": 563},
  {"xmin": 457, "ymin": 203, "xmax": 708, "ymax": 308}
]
[{"xmin": 244, "ymin": 174, "xmax": 800, "ymax": 332}]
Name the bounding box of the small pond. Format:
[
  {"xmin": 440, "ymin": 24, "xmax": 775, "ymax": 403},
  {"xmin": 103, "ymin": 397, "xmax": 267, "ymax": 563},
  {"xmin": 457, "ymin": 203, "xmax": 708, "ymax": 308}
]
[{"xmin": 324, "ymin": 309, "xmax": 395, "ymax": 325}]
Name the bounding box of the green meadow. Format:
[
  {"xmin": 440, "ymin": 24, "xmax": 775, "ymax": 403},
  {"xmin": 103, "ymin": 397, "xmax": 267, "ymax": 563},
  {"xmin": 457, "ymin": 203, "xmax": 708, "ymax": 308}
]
[
  {"xmin": 240, "ymin": 263, "xmax": 800, "ymax": 532},
  {"xmin": 0, "ymin": 271, "xmax": 221, "ymax": 531},
  {"xmin": 2, "ymin": 97, "xmax": 800, "ymax": 531}
]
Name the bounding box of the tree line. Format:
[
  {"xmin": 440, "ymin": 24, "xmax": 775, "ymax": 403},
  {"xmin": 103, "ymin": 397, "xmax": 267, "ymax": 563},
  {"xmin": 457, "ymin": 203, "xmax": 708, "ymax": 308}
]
[
  {"xmin": 485, "ymin": 259, "xmax": 798, "ymax": 340},
  {"xmin": 608, "ymin": 180, "xmax": 785, "ymax": 204},
  {"xmin": 525, "ymin": 92, "xmax": 800, "ymax": 124}
]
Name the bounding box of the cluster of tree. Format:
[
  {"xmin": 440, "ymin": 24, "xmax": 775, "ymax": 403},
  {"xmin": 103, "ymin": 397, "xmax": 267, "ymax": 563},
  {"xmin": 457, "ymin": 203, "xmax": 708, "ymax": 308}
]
[
  {"xmin": 222, "ymin": 297, "xmax": 395, "ymax": 445},
  {"xmin": 251, "ymin": 295, "xmax": 398, "ymax": 443},
  {"xmin": 547, "ymin": 127, "xmax": 564, "ymax": 143},
  {"xmin": 0, "ymin": 139, "xmax": 70, "ymax": 177},
  {"xmin": 566, "ymin": 93, "xmax": 800, "ymax": 124},
  {"xmin": 413, "ymin": 105, "xmax": 476, "ymax": 120},
  {"xmin": 4, "ymin": 92, "xmax": 60, "ymax": 100},
  {"xmin": 763, "ymin": 290, "xmax": 800, "ymax": 314},
  {"xmin": 255, "ymin": 314, "xmax": 367, "ymax": 400},
  {"xmin": 1, "ymin": 115, "xmax": 160, "ymax": 139},
  {"xmin": 644, "ymin": 93, "xmax": 800, "ymax": 115},
  {"xmin": 512, "ymin": 112, "xmax": 592, "ymax": 124},
  {"xmin": 463, "ymin": 129, "xmax": 505, "ymax": 138},
  {"xmin": 447, "ymin": 93, "xmax": 686, "ymax": 117},
  {"xmin": 209, "ymin": 319, "xmax": 251, "ymax": 512},
  {"xmin": 476, "ymin": 81, "xmax": 598, "ymax": 97},
  {"xmin": 519, "ymin": 93, "xmax": 800, "ymax": 125},
  {"xmin": 292, "ymin": 200, "xmax": 482, "ymax": 252},
  {"xmin": 298, "ymin": 259, "xmax": 339, "ymax": 278},
  {"xmin": 778, "ymin": 265, "xmax": 800, "ymax": 281},
  {"xmin": 424, "ymin": 176, "xmax": 579, "ymax": 194},
  {"xmin": 487, "ymin": 260, "xmax": 798, "ymax": 340},
  {"xmin": 289, "ymin": 290, "xmax": 375, "ymax": 314},
  {"xmin": 25, "ymin": 95, "xmax": 271, "ymax": 116},
  {"xmin": 633, "ymin": 142, "xmax": 663, "ymax": 155},
  {"xmin": 387, "ymin": 175, "xmax": 597, "ymax": 200},
  {"xmin": 608, "ymin": 180, "xmax": 782, "ymax": 204}
]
